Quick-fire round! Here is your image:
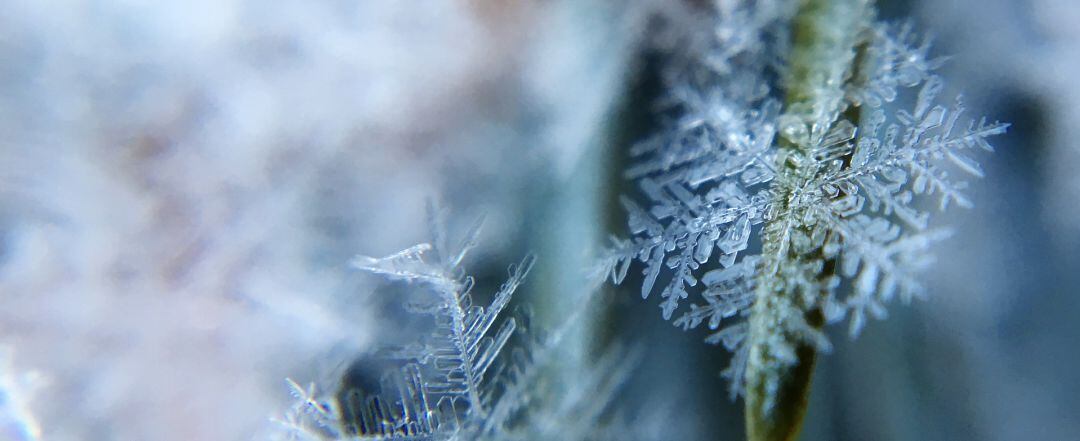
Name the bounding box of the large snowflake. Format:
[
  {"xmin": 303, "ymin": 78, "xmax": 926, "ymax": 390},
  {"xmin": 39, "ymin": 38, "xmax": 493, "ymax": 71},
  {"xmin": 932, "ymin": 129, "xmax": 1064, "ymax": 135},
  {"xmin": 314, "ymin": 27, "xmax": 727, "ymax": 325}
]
[{"xmin": 598, "ymin": 5, "xmax": 1007, "ymax": 403}]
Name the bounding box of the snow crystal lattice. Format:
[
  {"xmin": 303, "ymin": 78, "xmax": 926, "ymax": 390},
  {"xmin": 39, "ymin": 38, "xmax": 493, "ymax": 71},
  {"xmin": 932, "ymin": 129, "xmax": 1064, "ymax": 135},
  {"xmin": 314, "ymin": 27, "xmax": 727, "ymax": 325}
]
[
  {"xmin": 278, "ymin": 207, "xmax": 636, "ymax": 441},
  {"xmin": 598, "ymin": 6, "xmax": 1006, "ymax": 401}
]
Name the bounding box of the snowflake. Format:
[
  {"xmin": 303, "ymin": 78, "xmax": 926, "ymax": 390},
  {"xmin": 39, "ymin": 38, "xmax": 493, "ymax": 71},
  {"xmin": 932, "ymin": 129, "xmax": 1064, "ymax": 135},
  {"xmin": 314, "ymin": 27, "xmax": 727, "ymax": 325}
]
[
  {"xmin": 277, "ymin": 206, "xmax": 638, "ymax": 441},
  {"xmin": 598, "ymin": 3, "xmax": 1006, "ymax": 407}
]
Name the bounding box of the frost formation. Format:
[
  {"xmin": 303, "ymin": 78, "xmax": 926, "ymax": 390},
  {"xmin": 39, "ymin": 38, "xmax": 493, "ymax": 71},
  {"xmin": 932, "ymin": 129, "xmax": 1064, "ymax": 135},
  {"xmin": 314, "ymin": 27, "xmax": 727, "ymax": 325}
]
[
  {"xmin": 598, "ymin": 2, "xmax": 1007, "ymax": 404},
  {"xmin": 276, "ymin": 211, "xmax": 635, "ymax": 441}
]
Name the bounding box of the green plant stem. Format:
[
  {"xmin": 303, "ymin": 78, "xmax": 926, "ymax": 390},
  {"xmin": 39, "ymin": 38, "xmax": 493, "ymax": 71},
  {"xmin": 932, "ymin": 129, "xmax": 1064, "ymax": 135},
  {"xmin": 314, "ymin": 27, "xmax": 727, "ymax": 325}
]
[{"xmin": 744, "ymin": 1, "xmax": 869, "ymax": 440}]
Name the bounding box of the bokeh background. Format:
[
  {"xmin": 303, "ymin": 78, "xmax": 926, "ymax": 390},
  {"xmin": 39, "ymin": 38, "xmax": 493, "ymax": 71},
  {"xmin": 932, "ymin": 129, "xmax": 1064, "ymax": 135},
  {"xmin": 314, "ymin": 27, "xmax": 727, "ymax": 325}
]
[{"xmin": 1, "ymin": 0, "xmax": 1077, "ymax": 440}]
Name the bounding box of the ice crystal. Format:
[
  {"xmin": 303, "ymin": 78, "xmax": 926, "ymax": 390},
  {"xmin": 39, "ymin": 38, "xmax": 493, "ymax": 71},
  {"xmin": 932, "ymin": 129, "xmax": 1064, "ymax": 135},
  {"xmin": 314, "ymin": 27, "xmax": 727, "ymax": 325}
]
[
  {"xmin": 0, "ymin": 346, "xmax": 44, "ymax": 441},
  {"xmin": 276, "ymin": 208, "xmax": 635, "ymax": 441},
  {"xmin": 598, "ymin": 2, "xmax": 1007, "ymax": 405}
]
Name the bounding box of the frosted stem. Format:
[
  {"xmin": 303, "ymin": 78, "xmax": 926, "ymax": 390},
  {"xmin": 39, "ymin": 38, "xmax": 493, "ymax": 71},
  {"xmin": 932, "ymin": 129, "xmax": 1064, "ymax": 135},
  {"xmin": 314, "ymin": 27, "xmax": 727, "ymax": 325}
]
[{"xmin": 745, "ymin": 1, "xmax": 870, "ymax": 440}]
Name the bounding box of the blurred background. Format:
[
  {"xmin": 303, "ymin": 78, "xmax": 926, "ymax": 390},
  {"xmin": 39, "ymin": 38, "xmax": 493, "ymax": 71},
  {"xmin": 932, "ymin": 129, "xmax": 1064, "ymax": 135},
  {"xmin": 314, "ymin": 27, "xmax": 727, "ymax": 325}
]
[{"xmin": 0, "ymin": 0, "xmax": 1077, "ymax": 440}]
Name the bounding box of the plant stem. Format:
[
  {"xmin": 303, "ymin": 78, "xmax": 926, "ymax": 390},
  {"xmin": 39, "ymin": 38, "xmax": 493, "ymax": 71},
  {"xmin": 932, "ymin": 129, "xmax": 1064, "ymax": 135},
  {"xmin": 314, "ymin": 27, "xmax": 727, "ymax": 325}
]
[{"xmin": 744, "ymin": 1, "xmax": 869, "ymax": 440}]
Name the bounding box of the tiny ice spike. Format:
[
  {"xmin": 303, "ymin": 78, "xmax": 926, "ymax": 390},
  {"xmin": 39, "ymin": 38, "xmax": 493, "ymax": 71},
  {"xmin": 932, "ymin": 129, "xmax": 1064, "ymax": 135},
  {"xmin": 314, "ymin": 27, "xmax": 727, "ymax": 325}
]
[
  {"xmin": 276, "ymin": 207, "xmax": 640, "ymax": 441},
  {"xmin": 598, "ymin": 0, "xmax": 1007, "ymax": 406}
]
